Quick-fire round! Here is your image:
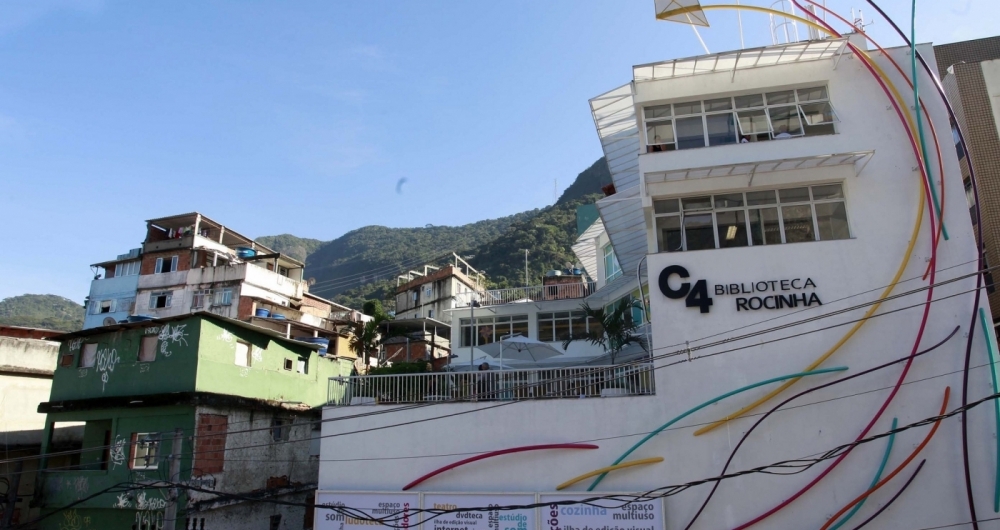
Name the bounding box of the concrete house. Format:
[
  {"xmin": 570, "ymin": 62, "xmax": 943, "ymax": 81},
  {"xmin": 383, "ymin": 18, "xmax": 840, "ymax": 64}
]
[{"xmin": 35, "ymin": 313, "xmax": 354, "ymax": 530}]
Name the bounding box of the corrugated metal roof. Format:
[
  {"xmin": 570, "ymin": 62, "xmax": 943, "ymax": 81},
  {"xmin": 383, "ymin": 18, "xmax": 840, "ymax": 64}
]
[
  {"xmin": 644, "ymin": 150, "xmax": 874, "ymax": 184},
  {"xmin": 589, "ymin": 83, "xmax": 641, "ymax": 191}
]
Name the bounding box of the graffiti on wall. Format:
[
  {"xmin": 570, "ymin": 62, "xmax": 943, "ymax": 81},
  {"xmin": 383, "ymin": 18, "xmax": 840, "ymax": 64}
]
[
  {"xmin": 218, "ymin": 329, "xmax": 234, "ymax": 343},
  {"xmin": 95, "ymin": 348, "xmax": 120, "ymax": 392},
  {"xmin": 68, "ymin": 339, "xmax": 82, "ymax": 352},
  {"xmin": 136, "ymin": 492, "xmax": 168, "ymax": 511},
  {"xmin": 109, "ymin": 435, "xmax": 127, "ymax": 470},
  {"xmin": 57, "ymin": 509, "xmax": 91, "ymax": 530},
  {"xmin": 113, "ymin": 493, "xmax": 131, "ymax": 509},
  {"xmin": 157, "ymin": 323, "xmax": 188, "ymax": 357},
  {"xmin": 252, "ymin": 346, "xmax": 264, "ymax": 363},
  {"xmin": 135, "ymin": 510, "xmax": 164, "ymax": 530}
]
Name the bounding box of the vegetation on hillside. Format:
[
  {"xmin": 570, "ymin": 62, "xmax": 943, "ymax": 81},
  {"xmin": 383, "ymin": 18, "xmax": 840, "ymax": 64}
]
[
  {"xmin": 0, "ymin": 294, "xmax": 84, "ymax": 332},
  {"xmin": 255, "ymin": 234, "xmax": 326, "ymax": 263},
  {"xmin": 555, "ymin": 157, "xmax": 611, "ymax": 205}
]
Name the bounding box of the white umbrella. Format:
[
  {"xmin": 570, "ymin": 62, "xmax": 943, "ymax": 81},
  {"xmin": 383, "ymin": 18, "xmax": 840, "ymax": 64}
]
[{"xmin": 476, "ymin": 334, "xmax": 564, "ymax": 370}]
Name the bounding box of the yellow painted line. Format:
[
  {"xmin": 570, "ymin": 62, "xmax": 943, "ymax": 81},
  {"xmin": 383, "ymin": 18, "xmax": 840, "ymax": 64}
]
[
  {"xmin": 556, "ymin": 457, "xmax": 665, "ymax": 490},
  {"xmin": 653, "ymin": 4, "xmax": 931, "ymax": 437}
]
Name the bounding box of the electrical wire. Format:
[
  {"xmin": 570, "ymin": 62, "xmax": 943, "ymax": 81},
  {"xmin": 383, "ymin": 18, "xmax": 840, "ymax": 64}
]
[{"xmin": 850, "ymin": 459, "xmax": 926, "ymax": 530}]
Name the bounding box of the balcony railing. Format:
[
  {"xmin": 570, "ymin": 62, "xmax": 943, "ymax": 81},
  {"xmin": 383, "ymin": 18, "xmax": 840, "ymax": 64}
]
[
  {"xmin": 327, "ymin": 363, "xmax": 654, "ymax": 406},
  {"xmin": 478, "ymin": 281, "xmax": 597, "ymax": 306}
]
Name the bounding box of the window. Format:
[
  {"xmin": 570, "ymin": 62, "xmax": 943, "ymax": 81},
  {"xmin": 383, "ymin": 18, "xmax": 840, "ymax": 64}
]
[
  {"xmin": 59, "ymin": 351, "xmax": 75, "ymax": 367},
  {"xmin": 297, "ymin": 359, "xmax": 307, "ymax": 374},
  {"xmin": 459, "ymin": 315, "xmax": 529, "ymax": 347},
  {"xmin": 191, "ymin": 289, "xmax": 212, "ymax": 309},
  {"xmin": 154, "ymin": 256, "xmax": 179, "ymax": 274},
  {"xmin": 131, "ymin": 433, "xmax": 160, "ymax": 469},
  {"xmin": 139, "ymin": 336, "xmax": 157, "ymax": 362},
  {"xmin": 80, "ymin": 343, "xmax": 98, "ymax": 368},
  {"xmin": 114, "ymin": 260, "xmax": 140, "ymax": 277},
  {"xmin": 149, "ymin": 291, "xmax": 172, "ymax": 309},
  {"xmin": 425, "ymin": 287, "xmax": 433, "ymax": 297},
  {"xmin": 271, "ymin": 417, "xmax": 291, "ymax": 441},
  {"xmin": 604, "ymin": 244, "xmax": 622, "ymax": 282},
  {"xmin": 653, "ymin": 183, "xmax": 850, "ymax": 253},
  {"xmin": 99, "ymin": 300, "xmax": 115, "ymax": 314},
  {"xmin": 213, "ymin": 288, "xmax": 233, "ymax": 306},
  {"xmin": 235, "ymin": 341, "xmax": 251, "ymax": 367},
  {"xmin": 427, "ymin": 309, "xmax": 434, "ymax": 319},
  {"xmin": 644, "ymin": 86, "xmax": 838, "ymax": 152},
  {"xmin": 537, "ymin": 311, "xmax": 600, "ymax": 342},
  {"xmin": 283, "ymin": 358, "xmax": 293, "ymax": 371},
  {"xmin": 278, "ymin": 266, "xmax": 289, "ymax": 277},
  {"xmin": 194, "ymin": 414, "xmax": 227, "ymax": 476}
]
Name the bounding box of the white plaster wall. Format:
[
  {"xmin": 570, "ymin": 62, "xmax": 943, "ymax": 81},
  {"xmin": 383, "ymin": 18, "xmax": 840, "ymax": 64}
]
[
  {"xmin": 982, "ymin": 59, "xmax": 1000, "ymax": 139},
  {"xmin": 319, "ymin": 43, "xmax": 998, "ymax": 530},
  {"xmin": 0, "ymin": 337, "xmax": 58, "ymax": 445}
]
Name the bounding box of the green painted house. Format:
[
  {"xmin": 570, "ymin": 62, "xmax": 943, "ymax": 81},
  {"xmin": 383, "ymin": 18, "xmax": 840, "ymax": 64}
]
[{"xmin": 34, "ymin": 313, "xmax": 354, "ymax": 530}]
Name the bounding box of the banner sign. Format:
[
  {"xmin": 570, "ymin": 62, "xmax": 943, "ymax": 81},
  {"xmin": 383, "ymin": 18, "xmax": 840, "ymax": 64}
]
[
  {"xmin": 423, "ymin": 494, "xmax": 536, "ymax": 530},
  {"xmin": 538, "ymin": 494, "xmax": 663, "ymax": 530},
  {"xmin": 316, "ymin": 492, "xmax": 420, "ymax": 530}
]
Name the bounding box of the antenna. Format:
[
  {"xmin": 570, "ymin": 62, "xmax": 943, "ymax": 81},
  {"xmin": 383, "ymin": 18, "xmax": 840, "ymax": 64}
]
[
  {"xmin": 769, "ymin": 0, "xmax": 800, "ymax": 44},
  {"xmin": 850, "ymin": 8, "xmax": 874, "ymax": 32}
]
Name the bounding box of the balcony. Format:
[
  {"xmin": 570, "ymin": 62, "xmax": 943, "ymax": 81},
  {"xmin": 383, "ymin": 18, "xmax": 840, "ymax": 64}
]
[
  {"xmin": 327, "ymin": 363, "xmax": 654, "ymax": 406},
  {"xmin": 478, "ymin": 281, "xmax": 597, "ymax": 307}
]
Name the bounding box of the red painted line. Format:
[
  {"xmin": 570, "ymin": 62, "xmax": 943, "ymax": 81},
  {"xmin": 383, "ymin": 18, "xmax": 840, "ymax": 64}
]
[{"xmin": 402, "ymin": 444, "xmax": 599, "ymax": 491}]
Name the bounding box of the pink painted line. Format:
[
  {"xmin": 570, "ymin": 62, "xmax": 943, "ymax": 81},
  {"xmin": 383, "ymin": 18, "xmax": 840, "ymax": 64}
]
[{"xmin": 402, "ymin": 444, "xmax": 599, "ymax": 491}]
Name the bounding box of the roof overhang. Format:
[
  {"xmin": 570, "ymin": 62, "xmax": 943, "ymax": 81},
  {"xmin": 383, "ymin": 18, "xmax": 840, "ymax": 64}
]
[
  {"xmin": 571, "ymin": 218, "xmax": 605, "ymax": 279},
  {"xmin": 589, "ymin": 83, "xmax": 640, "ymax": 191},
  {"xmin": 644, "ymin": 150, "xmax": 875, "ymax": 185},
  {"xmin": 596, "ymin": 186, "xmax": 647, "ymax": 279},
  {"xmin": 586, "ymin": 272, "xmax": 641, "ymax": 303},
  {"xmin": 633, "ymin": 38, "xmax": 847, "ymax": 83}
]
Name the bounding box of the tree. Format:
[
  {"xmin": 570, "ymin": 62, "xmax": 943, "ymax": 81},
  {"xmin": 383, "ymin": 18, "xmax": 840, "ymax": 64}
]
[
  {"xmin": 562, "ymin": 301, "xmax": 646, "ymax": 366},
  {"xmin": 345, "ymin": 316, "xmax": 386, "ymax": 368},
  {"xmin": 362, "ymin": 299, "xmax": 387, "ymax": 320}
]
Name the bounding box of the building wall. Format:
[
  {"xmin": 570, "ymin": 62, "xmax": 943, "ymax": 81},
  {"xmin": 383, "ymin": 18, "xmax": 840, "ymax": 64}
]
[
  {"xmin": 83, "ymin": 274, "xmax": 140, "ymax": 329},
  {"xmin": 320, "ymin": 43, "xmax": 998, "ymax": 530},
  {"xmin": 50, "ymin": 321, "xmax": 201, "ymax": 401},
  {"xmin": 195, "ymin": 318, "xmax": 352, "ymax": 408}
]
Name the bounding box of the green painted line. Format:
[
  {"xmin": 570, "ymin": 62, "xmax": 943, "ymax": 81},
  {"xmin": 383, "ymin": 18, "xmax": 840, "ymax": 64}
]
[
  {"xmin": 827, "ymin": 417, "xmax": 897, "ymax": 530},
  {"xmin": 978, "ymin": 307, "xmax": 1000, "ymax": 512},
  {"xmin": 586, "ymin": 366, "xmax": 849, "ymax": 491},
  {"xmin": 911, "ymin": 0, "xmax": 948, "ymax": 240}
]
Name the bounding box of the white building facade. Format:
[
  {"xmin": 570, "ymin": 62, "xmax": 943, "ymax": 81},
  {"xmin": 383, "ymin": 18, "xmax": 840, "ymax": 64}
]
[{"xmin": 317, "ymin": 37, "xmax": 998, "ymax": 530}]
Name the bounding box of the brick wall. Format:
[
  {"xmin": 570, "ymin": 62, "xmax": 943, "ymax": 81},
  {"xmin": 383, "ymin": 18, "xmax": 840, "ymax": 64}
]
[
  {"xmin": 946, "ymin": 62, "xmax": 1000, "ymax": 316},
  {"xmin": 140, "ymin": 250, "xmax": 193, "ymax": 275},
  {"xmin": 193, "ymin": 413, "xmax": 228, "ymax": 476}
]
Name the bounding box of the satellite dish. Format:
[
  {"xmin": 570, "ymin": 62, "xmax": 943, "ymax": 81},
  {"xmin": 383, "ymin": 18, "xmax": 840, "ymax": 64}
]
[{"xmin": 103, "ymin": 317, "xmax": 118, "ymax": 326}]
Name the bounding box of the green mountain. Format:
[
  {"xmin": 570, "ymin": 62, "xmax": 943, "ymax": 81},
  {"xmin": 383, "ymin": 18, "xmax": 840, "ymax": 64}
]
[
  {"xmin": 0, "ymin": 294, "xmax": 84, "ymax": 332},
  {"xmin": 261, "ymin": 157, "xmax": 610, "ymax": 310}
]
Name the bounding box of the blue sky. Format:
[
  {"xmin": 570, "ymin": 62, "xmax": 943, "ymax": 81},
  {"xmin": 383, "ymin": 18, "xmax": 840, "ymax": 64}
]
[{"xmin": 0, "ymin": 0, "xmax": 994, "ymax": 303}]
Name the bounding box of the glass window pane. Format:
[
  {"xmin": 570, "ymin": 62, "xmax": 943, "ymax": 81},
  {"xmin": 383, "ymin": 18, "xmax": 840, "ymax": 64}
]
[
  {"xmin": 768, "ymin": 106, "xmax": 804, "ymax": 137},
  {"xmin": 554, "ymin": 318, "xmax": 571, "ymax": 341},
  {"xmin": 714, "ymin": 193, "xmax": 744, "ymax": 208},
  {"xmin": 553, "ymin": 312, "xmax": 570, "ymax": 319},
  {"xmin": 495, "ymin": 315, "xmax": 511, "ymax": 322},
  {"xmin": 749, "ymin": 208, "xmax": 781, "ymax": 245},
  {"xmin": 706, "ymin": 113, "xmax": 738, "ymax": 146},
  {"xmin": 735, "ymin": 94, "xmax": 765, "ymax": 108},
  {"xmin": 571, "ymin": 315, "xmax": 588, "ymax": 338},
  {"xmin": 477, "ymin": 324, "xmax": 495, "ymax": 344},
  {"xmin": 511, "ymin": 320, "xmax": 529, "ymax": 339},
  {"xmin": 778, "ymin": 187, "xmax": 810, "ymax": 203},
  {"xmin": 716, "ymin": 210, "xmax": 749, "ymax": 248},
  {"xmin": 811, "ymin": 184, "xmax": 844, "ymax": 200},
  {"xmin": 816, "ymin": 202, "xmax": 850, "ymax": 240},
  {"xmin": 799, "ymin": 102, "xmax": 837, "ymax": 125},
  {"xmin": 746, "ymin": 190, "xmax": 777, "ymax": 205},
  {"xmin": 644, "ymin": 105, "xmax": 672, "ymax": 119},
  {"xmin": 656, "ymin": 216, "xmax": 683, "ymax": 253},
  {"xmin": 675, "ymin": 116, "xmax": 706, "ymax": 149},
  {"xmin": 653, "ymin": 198, "xmax": 679, "ymax": 214},
  {"xmin": 682, "ymin": 196, "xmax": 712, "ymax": 210},
  {"xmin": 674, "ymin": 101, "xmax": 703, "ymax": 116},
  {"xmin": 766, "ymin": 90, "xmax": 795, "ymax": 105},
  {"xmin": 781, "ymin": 205, "xmax": 816, "ymax": 243},
  {"xmin": 797, "ymin": 86, "xmax": 828, "ymax": 102},
  {"xmin": 737, "ymin": 110, "xmax": 771, "ymax": 136},
  {"xmin": 646, "ymin": 122, "xmax": 675, "ymax": 145},
  {"xmin": 538, "ymin": 319, "xmax": 553, "ymax": 342},
  {"xmin": 705, "ymin": 98, "xmax": 733, "ymax": 111},
  {"xmin": 684, "ymin": 213, "xmax": 715, "ymax": 251}
]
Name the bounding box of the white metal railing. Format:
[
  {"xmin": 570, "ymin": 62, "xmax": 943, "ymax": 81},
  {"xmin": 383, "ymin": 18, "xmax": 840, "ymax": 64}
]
[
  {"xmin": 478, "ymin": 281, "xmax": 597, "ymax": 307},
  {"xmin": 327, "ymin": 363, "xmax": 655, "ymax": 405}
]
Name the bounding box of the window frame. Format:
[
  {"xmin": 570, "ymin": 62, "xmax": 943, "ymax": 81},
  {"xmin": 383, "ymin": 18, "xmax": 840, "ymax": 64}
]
[
  {"xmin": 536, "ymin": 310, "xmax": 600, "ymax": 343},
  {"xmin": 603, "ymin": 243, "xmax": 623, "ymax": 282},
  {"xmin": 149, "ymin": 291, "xmax": 173, "ymax": 309},
  {"xmin": 643, "ymin": 86, "xmax": 838, "ymax": 151},
  {"xmin": 154, "ymin": 256, "xmax": 179, "ymax": 274},
  {"xmin": 459, "ymin": 315, "xmax": 529, "ymax": 347},
  {"xmin": 652, "ymin": 183, "xmax": 851, "ymax": 253},
  {"xmin": 139, "ymin": 336, "xmax": 158, "ymax": 362},
  {"xmin": 80, "ymin": 343, "xmax": 98, "ymax": 368},
  {"xmin": 115, "ymin": 260, "xmax": 140, "ymax": 277},
  {"xmin": 130, "ymin": 432, "xmax": 160, "ymax": 470},
  {"xmin": 191, "ymin": 289, "xmax": 212, "ymax": 309},
  {"xmin": 235, "ymin": 341, "xmax": 251, "ymax": 367},
  {"xmin": 213, "ymin": 288, "xmax": 233, "ymax": 307}
]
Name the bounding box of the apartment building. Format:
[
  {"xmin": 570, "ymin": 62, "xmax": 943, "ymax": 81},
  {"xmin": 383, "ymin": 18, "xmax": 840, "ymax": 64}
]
[
  {"xmin": 316, "ymin": 31, "xmax": 994, "ymax": 530},
  {"xmin": 393, "ymin": 254, "xmax": 484, "ymax": 323},
  {"xmin": 935, "ymin": 36, "xmax": 1000, "ymax": 316}
]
